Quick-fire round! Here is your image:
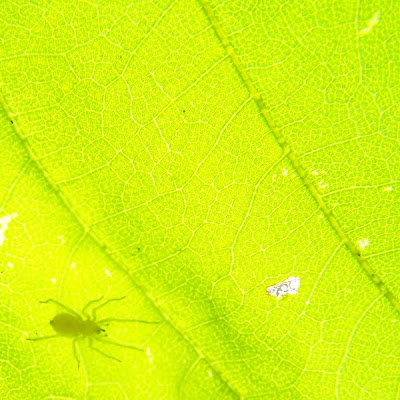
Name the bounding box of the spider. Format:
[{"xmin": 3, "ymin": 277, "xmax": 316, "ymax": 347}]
[{"xmin": 27, "ymin": 296, "xmax": 159, "ymax": 366}]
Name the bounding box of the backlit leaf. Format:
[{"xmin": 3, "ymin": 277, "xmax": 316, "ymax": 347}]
[{"xmin": 1, "ymin": 1, "xmax": 399, "ymax": 399}]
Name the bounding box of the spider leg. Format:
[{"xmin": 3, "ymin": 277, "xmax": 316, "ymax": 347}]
[
  {"xmin": 81, "ymin": 296, "xmax": 103, "ymax": 319},
  {"xmin": 27, "ymin": 334, "xmax": 59, "ymax": 341},
  {"xmin": 88, "ymin": 338, "xmax": 121, "ymax": 362},
  {"xmin": 95, "ymin": 336, "xmax": 143, "ymax": 352},
  {"xmin": 98, "ymin": 318, "xmax": 160, "ymax": 325},
  {"xmin": 40, "ymin": 299, "xmax": 80, "ymax": 319},
  {"xmin": 72, "ymin": 338, "xmax": 80, "ymax": 368},
  {"xmin": 91, "ymin": 296, "xmax": 126, "ymax": 320}
]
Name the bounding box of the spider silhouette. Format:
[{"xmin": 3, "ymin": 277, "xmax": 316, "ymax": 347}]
[{"xmin": 27, "ymin": 296, "xmax": 159, "ymax": 366}]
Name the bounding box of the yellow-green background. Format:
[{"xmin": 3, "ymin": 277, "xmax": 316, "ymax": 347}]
[{"xmin": 0, "ymin": 0, "xmax": 399, "ymax": 399}]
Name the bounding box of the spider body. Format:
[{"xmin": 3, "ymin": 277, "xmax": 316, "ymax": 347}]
[
  {"xmin": 50, "ymin": 313, "xmax": 104, "ymax": 337},
  {"xmin": 28, "ymin": 297, "xmax": 159, "ymax": 366}
]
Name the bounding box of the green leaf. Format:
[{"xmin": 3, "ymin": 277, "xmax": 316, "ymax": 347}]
[{"xmin": 1, "ymin": 1, "xmax": 399, "ymax": 399}]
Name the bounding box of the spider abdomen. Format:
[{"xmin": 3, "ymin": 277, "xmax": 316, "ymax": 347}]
[
  {"xmin": 50, "ymin": 313, "xmax": 103, "ymax": 337},
  {"xmin": 50, "ymin": 313, "xmax": 83, "ymax": 337}
]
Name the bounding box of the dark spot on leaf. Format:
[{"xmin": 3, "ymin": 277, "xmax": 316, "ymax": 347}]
[{"xmin": 10, "ymin": 120, "xmax": 13, "ymax": 124}]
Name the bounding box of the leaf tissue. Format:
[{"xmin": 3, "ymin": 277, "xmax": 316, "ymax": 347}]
[{"xmin": 0, "ymin": 1, "xmax": 399, "ymax": 399}]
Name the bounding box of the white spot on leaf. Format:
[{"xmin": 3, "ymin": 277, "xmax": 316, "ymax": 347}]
[
  {"xmin": 357, "ymin": 238, "xmax": 370, "ymax": 249},
  {"xmin": 105, "ymin": 269, "xmax": 111, "ymax": 277},
  {"xmin": 267, "ymin": 277, "xmax": 300, "ymax": 300},
  {"xmin": 0, "ymin": 213, "xmax": 18, "ymax": 246},
  {"xmin": 50, "ymin": 278, "xmax": 57, "ymax": 284},
  {"xmin": 319, "ymin": 181, "xmax": 328, "ymax": 189},
  {"xmin": 282, "ymin": 168, "xmax": 289, "ymax": 176},
  {"xmin": 360, "ymin": 12, "xmax": 380, "ymax": 36},
  {"xmin": 57, "ymin": 235, "xmax": 65, "ymax": 244},
  {"xmin": 146, "ymin": 347, "xmax": 153, "ymax": 364}
]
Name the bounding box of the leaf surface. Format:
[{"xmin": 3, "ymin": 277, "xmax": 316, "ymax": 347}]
[{"xmin": 0, "ymin": 1, "xmax": 399, "ymax": 399}]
